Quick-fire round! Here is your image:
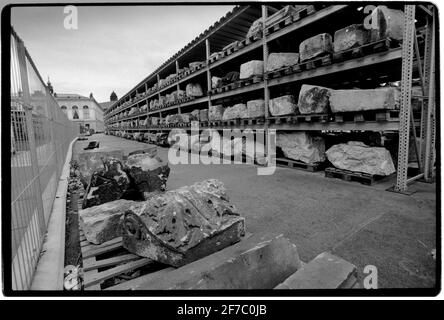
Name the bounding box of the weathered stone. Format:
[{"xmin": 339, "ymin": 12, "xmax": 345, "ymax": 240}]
[
  {"xmin": 151, "ymin": 117, "xmax": 159, "ymax": 125},
  {"xmin": 122, "ymin": 179, "xmax": 246, "ymax": 267},
  {"xmin": 133, "ymin": 132, "xmax": 143, "ymax": 141},
  {"xmin": 135, "ymin": 233, "xmax": 301, "ymax": 289},
  {"xmin": 82, "ymin": 158, "xmax": 130, "ymax": 209},
  {"xmin": 222, "ymin": 103, "xmax": 248, "ymax": 120},
  {"xmin": 275, "ymin": 252, "xmax": 357, "ymax": 289},
  {"xmin": 185, "ymin": 83, "xmax": 203, "ymax": 97},
  {"xmin": 326, "ymin": 141, "xmax": 396, "ymax": 176},
  {"xmin": 333, "ymin": 24, "xmax": 370, "ymax": 52},
  {"xmin": 125, "ymin": 152, "xmax": 170, "ymax": 200},
  {"xmin": 246, "ymin": 18, "xmax": 263, "ymax": 39},
  {"xmin": 277, "ymin": 132, "xmax": 325, "ymax": 164},
  {"xmin": 247, "ymin": 99, "xmax": 265, "ymax": 118},
  {"xmin": 190, "ymin": 109, "xmax": 200, "ymax": 121},
  {"xmin": 211, "ymin": 76, "xmax": 222, "ymax": 89},
  {"xmin": 269, "ymin": 95, "xmax": 297, "ymax": 116},
  {"xmin": 298, "ymin": 84, "xmax": 331, "ymax": 114},
  {"xmin": 329, "ymin": 87, "xmax": 397, "ymax": 113},
  {"xmin": 208, "ymin": 105, "xmax": 224, "ymax": 121},
  {"xmin": 77, "ymin": 148, "xmax": 124, "ymax": 187},
  {"xmin": 221, "ymin": 71, "xmax": 240, "ymax": 86},
  {"xmin": 79, "ymin": 199, "xmax": 142, "ymax": 245},
  {"xmin": 299, "ymin": 33, "xmax": 333, "ymax": 62},
  {"xmin": 266, "ymin": 52, "xmax": 300, "ymax": 72},
  {"xmin": 371, "ymin": 6, "xmax": 404, "ymax": 42},
  {"xmin": 199, "ymin": 109, "xmax": 209, "ymax": 122},
  {"xmin": 188, "ymin": 61, "xmax": 202, "ymax": 69},
  {"xmin": 240, "ymin": 60, "xmax": 264, "ymax": 79}
]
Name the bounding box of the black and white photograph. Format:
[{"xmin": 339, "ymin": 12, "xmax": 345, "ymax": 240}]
[{"xmin": 1, "ymin": 0, "xmax": 440, "ymax": 301}]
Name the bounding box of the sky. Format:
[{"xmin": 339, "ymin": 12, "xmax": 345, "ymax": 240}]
[{"xmin": 11, "ymin": 4, "xmax": 235, "ymax": 102}]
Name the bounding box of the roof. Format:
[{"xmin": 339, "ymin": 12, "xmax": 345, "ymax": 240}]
[
  {"xmin": 55, "ymin": 93, "xmax": 89, "ymax": 100},
  {"xmin": 99, "ymin": 101, "xmax": 115, "ymax": 111}
]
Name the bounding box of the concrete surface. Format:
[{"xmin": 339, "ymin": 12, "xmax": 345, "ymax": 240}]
[
  {"xmin": 31, "ymin": 137, "xmax": 78, "ymax": 290},
  {"xmin": 73, "ymin": 134, "xmax": 437, "ymax": 289}
]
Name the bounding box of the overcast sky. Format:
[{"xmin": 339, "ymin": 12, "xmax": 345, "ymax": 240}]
[{"xmin": 11, "ymin": 5, "xmax": 234, "ymax": 102}]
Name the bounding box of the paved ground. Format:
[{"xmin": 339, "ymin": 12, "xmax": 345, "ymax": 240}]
[{"xmin": 73, "ymin": 134, "xmax": 437, "ymax": 289}]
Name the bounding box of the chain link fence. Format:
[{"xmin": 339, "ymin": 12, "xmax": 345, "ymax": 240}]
[{"xmin": 10, "ymin": 29, "xmax": 79, "ymax": 290}]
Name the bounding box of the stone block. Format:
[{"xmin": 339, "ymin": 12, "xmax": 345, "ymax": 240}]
[
  {"xmin": 266, "ymin": 53, "xmax": 299, "ymax": 72},
  {"xmin": 79, "ymin": 199, "xmax": 142, "ymax": 244},
  {"xmin": 275, "ymin": 252, "xmax": 357, "ymax": 289},
  {"xmin": 125, "ymin": 152, "xmax": 170, "ymax": 200},
  {"xmin": 298, "ymin": 84, "xmax": 331, "ymax": 114},
  {"xmin": 186, "ymin": 83, "xmax": 203, "ymax": 97},
  {"xmin": 123, "ymin": 179, "xmax": 246, "ymax": 267},
  {"xmin": 371, "ymin": 6, "xmax": 404, "ymax": 41},
  {"xmin": 77, "ymin": 148, "xmax": 124, "ymax": 187},
  {"xmin": 82, "ymin": 158, "xmax": 130, "ymax": 209},
  {"xmin": 333, "ymin": 24, "xmax": 370, "ymax": 52},
  {"xmin": 329, "ymin": 87, "xmax": 397, "ymax": 113},
  {"xmin": 240, "ymin": 60, "xmax": 264, "ymax": 79},
  {"xmin": 299, "ymin": 33, "xmax": 333, "ymax": 62},
  {"xmin": 247, "ymin": 99, "xmax": 265, "ymax": 118},
  {"xmin": 135, "ymin": 233, "xmax": 301, "ymax": 289},
  {"xmin": 277, "ymin": 132, "xmax": 326, "ymax": 164},
  {"xmin": 269, "ymin": 95, "xmax": 297, "ymax": 116},
  {"xmin": 208, "ymin": 105, "xmax": 224, "ymax": 121},
  {"xmin": 326, "ymin": 141, "xmax": 396, "ymax": 176}
]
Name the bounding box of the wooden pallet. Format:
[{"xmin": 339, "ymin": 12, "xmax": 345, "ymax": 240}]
[
  {"xmin": 324, "ymin": 167, "xmax": 393, "ymax": 186},
  {"xmin": 239, "ymin": 117, "xmax": 265, "ymax": 126},
  {"xmin": 333, "ymin": 38, "xmax": 399, "ymax": 63},
  {"xmin": 76, "ymin": 193, "xmax": 168, "ymax": 291},
  {"xmin": 267, "ymin": 113, "xmax": 329, "ymax": 125},
  {"xmin": 265, "ymin": 5, "xmax": 316, "ymax": 36},
  {"xmin": 332, "ymin": 109, "xmax": 400, "ymax": 123},
  {"xmin": 275, "ymin": 157, "xmax": 324, "ymax": 172}
]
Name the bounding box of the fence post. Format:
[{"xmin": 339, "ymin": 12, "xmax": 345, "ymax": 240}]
[{"xmin": 16, "ymin": 37, "xmax": 47, "ymax": 233}]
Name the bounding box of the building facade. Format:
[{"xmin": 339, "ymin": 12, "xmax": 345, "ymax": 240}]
[{"xmin": 55, "ymin": 93, "xmax": 105, "ymax": 133}]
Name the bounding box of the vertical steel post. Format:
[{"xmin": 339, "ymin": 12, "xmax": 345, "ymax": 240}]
[
  {"xmin": 261, "ymin": 5, "xmax": 273, "ymax": 163},
  {"xmin": 394, "ymin": 5, "xmax": 416, "ymax": 192},
  {"xmin": 420, "ymin": 16, "xmax": 433, "ymax": 168},
  {"xmin": 423, "ymin": 9, "xmax": 436, "ymax": 181},
  {"xmin": 206, "ymin": 39, "xmax": 212, "ymax": 110}
]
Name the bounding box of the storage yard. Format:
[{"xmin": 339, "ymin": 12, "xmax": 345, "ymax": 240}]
[{"xmin": 10, "ymin": 3, "xmax": 437, "ymax": 293}]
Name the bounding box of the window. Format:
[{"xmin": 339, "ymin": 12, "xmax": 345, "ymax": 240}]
[
  {"xmin": 83, "ymin": 105, "xmax": 90, "ymax": 119},
  {"xmin": 61, "ymin": 105, "xmax": 67, "ymax": 115},
  {"xmin": 72, "ymin": 105, "xmax": 79, "ymax": 119}
]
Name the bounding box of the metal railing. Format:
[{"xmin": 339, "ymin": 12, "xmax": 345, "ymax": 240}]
[{"xmin": 10, "ymin": 29, "xmax": 78, "ymax": 290}]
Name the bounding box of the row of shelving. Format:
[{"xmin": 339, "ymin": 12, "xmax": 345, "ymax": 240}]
[
  {"xmin": 106, "ymin": 43, "xmax": 404, "ymax": 126},
  {"xmin": 105, "ymin": 5, "xmax": 344, "ymax": 120}
]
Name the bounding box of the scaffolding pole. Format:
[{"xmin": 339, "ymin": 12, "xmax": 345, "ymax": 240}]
[{"xmin": 394, "ymin": 5, "xmax": 416, "ymax": 192}]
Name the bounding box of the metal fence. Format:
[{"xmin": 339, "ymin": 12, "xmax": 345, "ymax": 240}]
[{"xmin": 10, "ymin": 30, "xmax": 79, "ymax": 290}]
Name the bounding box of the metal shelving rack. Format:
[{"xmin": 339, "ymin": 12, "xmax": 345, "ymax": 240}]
[{"xmin": 104, "ymin": 4, "xmax": 437, "ymax": 193}]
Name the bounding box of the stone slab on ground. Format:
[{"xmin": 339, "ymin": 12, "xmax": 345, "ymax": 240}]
[
  {"xmin": 136, "ymin": 233, "xmax": 301, "ymax": 289},
  {"xmin": 79, "ymin": 199, "xmax": 142, "ymax": 244},
  {"xmin": 326, "ymin": 141, "xmax": 396, "ymax": 176},
  {"xmin": 123, "ymin": 179, "xmax": 245, "ymax": 267},
  {"xmin": 77, "ymin": 148, "xmax": 124, "ymax": 186},
  {"xmin": 275, "ymin": 251, "xmax": 357, "ymax": 289}
]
